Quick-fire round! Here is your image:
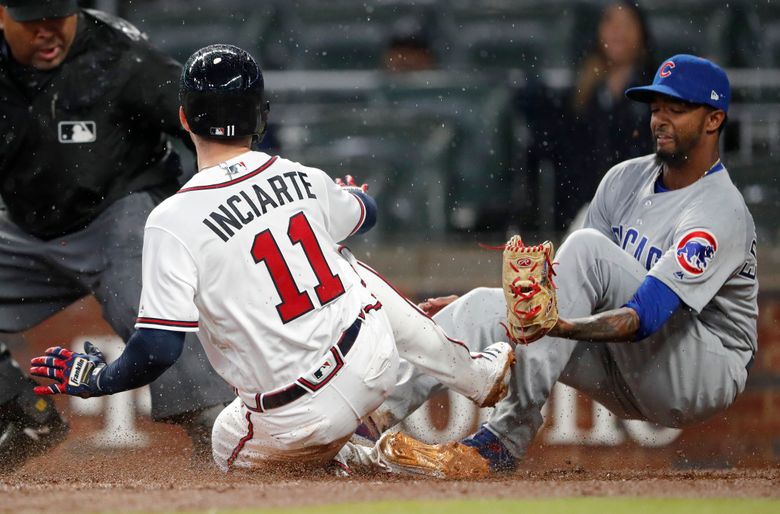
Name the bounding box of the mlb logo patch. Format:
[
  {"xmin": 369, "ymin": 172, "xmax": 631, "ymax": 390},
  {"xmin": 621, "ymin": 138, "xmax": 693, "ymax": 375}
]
[
  {"xmin": 675, "ymin": 230, "xmax": 718, "ymax": 276},
  {"xmin": 210, "ymin": 125, "xmax": 236, "ymax": 136},
  {"xmin": 58, "ymin": 121, "xmax": 96, "ymax": 143},
  {"xmin": 221, "ymin": 161, "xmax": 247, "ymax": 176}
]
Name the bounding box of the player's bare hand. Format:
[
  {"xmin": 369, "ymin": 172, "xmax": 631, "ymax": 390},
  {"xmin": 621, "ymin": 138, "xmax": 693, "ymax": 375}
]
[
  {"xmin": 336, "ymin": 175, "xmax": 369, "ymax": 193},
  {"xmin": 418, "ymin": 295, "xmax": 459, "ymax": 316}
]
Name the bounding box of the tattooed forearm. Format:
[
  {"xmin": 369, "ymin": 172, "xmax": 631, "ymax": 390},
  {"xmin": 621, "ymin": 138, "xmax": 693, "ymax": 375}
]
[{"xmin": 548, "ymin": 307, "xmax": 640, "ymax": 343}]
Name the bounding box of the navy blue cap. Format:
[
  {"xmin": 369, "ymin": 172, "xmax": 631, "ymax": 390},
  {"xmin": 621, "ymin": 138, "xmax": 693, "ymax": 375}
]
[
  {"xmin": 625, "ymin": 54, "xmax": 730, "ymax": 113},
  {"xmin": 3, "ymin": 0, "xmax": 78, "ymax": 21}
]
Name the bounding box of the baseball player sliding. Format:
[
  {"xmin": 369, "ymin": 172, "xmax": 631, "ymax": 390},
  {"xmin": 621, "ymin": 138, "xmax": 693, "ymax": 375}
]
[
  {"xmin": 363, "ymin": 55, "xmax": 759, "ymax": 477},
  {"xmin": 28, "ymin": 44, "xmax": 514, "ymax": 472}
]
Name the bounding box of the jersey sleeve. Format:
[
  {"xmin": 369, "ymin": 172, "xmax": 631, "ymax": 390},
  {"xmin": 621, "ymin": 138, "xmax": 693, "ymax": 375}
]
[
  {"xmin": 318, "ymin": 171, "xmax": 369, "ymax": 242},
  {"xmin": 135, "ymin": 226, "xmax": 200, "ymax": 332},
  {"xmin": 647, "ymin": 204, "xmax": 747, "ymax": 313},
  {"xmin": 583, "ymin": 163, "xmax": 620, "ymax": 239}
]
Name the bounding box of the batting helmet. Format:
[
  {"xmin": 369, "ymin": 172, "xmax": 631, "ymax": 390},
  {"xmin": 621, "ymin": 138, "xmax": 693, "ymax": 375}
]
[{"xmin": 180, "ymin": 44, "xmax": 270, "ymax": 139}]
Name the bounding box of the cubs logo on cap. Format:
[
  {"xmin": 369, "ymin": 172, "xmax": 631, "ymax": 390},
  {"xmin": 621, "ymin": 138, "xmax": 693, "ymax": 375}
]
[
  {"xmin": 659, "ymin": 60, "xmax": 675, "ymax": 78},
  {"xmin": 675, "ymin": 230, "xmax": 718, "ymax": 276},
  {"xmin": 625, "ymin": 54, "xmax": 730, "ymax": 113}
]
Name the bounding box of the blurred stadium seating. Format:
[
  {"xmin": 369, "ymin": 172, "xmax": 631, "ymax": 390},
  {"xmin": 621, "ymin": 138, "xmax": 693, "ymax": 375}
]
[{"xmin": 116, "ymin": 0, "xmax": 780, "ymax": 243}]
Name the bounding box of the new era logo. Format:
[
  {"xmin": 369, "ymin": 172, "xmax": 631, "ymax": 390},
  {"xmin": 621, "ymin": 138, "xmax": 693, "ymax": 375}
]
[
  {"xmin": 58, "ymin": 121, "xmax": 96, "ymax": 143},
  {"xmin": 711, "ymin": 91, "xmax": 720, "ymax": 101}
]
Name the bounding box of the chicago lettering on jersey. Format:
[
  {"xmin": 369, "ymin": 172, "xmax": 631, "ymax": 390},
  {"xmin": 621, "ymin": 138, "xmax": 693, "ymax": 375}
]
[
  {"xmin": 202, "ymin": 171, "xmax": 317, "ymax": 242},
  {"xmin": 611, "ymin": 225, "xmax": 664, "ymax": 270}
]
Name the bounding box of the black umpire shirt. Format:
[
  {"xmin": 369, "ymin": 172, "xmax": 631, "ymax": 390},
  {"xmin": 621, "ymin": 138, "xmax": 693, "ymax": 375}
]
[{"xmin": 0, "ymin": 9, "xmax": 189, "ymax": 239}]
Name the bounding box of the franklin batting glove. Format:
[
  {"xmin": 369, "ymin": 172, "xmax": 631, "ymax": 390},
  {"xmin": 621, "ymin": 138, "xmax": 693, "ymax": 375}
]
[{"xmin": 30, "ymin": 342, "xmax": 107, "ymax": 398}]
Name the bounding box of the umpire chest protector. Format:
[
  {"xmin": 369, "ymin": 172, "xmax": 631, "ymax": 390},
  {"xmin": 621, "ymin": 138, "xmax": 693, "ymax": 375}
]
[{"xmin": 0, "ymin": 10, "xmax": 184, "ymax": 239}]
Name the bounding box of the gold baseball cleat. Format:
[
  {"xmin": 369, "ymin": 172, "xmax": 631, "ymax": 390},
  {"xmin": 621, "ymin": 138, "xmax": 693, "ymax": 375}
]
[{"xmin": 376, "ymin": 431, "xmax": 490, "ymax": 479}]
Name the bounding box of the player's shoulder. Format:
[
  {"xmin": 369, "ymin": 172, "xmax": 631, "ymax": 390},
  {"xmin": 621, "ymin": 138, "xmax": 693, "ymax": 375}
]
[
  {"xmin": 271, "ymin": 154, "xmax": 334, "ymax": 186},
  {"xmin": 145, "ymin": 195, "xmax": 181, "ymax": 231},
  {"xmin": 273, "ymin": 154, "xmax": 328, "ymax": 176},
  {"xmin": 604, "ymin": 154, "xmax": 657, "ymax": 182},
  {"xmin": 698, "ymin": 167, "xmax": 754, "ymax": 223},
  {"xmin": 82, "ymin": 9, "xmax": 147, "ymax": 44}
]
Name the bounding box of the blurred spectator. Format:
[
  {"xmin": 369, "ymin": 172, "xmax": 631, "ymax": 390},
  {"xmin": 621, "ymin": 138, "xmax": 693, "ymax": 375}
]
[
  {"xmin": 555, "ymin": 0, "xmax": 656, "ymax": 230},
  {"xmin": 383, "ymin": 16, "xmax": 436, "ymax": 72}
]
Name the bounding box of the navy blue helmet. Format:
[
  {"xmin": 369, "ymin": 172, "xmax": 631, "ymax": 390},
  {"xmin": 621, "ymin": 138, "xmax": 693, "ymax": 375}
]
[{"xmin": 180, "ymin": 44, "xmax": 269, "ymax": 139}]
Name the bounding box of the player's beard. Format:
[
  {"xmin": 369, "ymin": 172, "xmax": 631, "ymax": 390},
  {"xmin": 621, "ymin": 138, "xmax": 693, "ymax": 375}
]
[{"xmin": 654, "ymin": 122, "xmax": 705, "ymax": 168}]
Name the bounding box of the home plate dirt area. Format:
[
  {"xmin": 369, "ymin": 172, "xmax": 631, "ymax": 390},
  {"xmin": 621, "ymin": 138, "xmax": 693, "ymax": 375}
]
[{"xmin": 1, "ymin": 419, "xmax": 778, "ymax": 514}]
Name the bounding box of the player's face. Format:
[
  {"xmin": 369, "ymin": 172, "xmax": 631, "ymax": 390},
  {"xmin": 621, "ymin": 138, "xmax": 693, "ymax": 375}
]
[
  {"xmin": 650, "ymin": 96, "xmax": 708, "ymax": 166},
  {"xmin": 0, "ymin": 8, "xmax": 77, "ymax": 70}
]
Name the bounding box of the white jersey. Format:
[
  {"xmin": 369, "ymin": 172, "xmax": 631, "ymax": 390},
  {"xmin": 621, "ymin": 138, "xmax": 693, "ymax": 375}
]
[
  {"xmin": 135, "ymin": 151, "xmax": 378, "ymax": 393},
  {"xmin": 585, "ymin": 154, "xmax": 758, "ymax": 353}
]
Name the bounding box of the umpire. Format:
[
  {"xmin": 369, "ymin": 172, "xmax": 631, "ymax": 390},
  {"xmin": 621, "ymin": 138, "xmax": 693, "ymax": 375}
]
[{"xmin": 0, "ymin": 0, "xmax": 234, "ymax": 469}]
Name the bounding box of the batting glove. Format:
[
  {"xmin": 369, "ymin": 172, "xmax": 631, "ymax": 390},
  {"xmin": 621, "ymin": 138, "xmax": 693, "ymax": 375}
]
[
  {"xmin": 335, "ymin": 175, "xmax": 369, "ymax": 193},
  {"xmin": 29, "ymin": 342, "xmax": 107, "ymax": 398}
]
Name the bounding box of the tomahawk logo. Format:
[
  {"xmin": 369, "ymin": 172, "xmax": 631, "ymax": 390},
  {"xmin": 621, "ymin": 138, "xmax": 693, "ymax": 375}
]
[{"xmin": 675, "ymin": 230, "xmax": 717, "ymax": 276}]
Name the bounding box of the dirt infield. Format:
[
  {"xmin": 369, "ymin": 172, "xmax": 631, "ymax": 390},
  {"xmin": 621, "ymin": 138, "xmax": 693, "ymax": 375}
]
[{"xmin": 2, "ymin": 420, "xmax": 778, "ymax": 514}]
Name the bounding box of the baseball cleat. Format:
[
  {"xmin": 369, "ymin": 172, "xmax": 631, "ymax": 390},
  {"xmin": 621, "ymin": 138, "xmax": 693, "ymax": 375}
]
[
  {"xmin": 325, "ymin": 458, "xmax": 353, "ymax": 477},
  {"xmin": 376, "ymin": 431, "xmax": 489, "ymax": 479},
  {"xmin": 0, "ymin": 383, "xmax": 69, "ymax": 473},
  {"xmin": 471, "ymin": 342, "xmax": 516, "ymax": 408},
  {"xmin": 460, "ymin": 425, "xmax": 517, "ymax": 473}
]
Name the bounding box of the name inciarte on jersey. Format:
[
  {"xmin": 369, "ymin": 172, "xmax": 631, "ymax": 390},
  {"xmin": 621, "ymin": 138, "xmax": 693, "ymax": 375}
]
[
  {"xmin": 202, "ymin": 171, "xmax": 317, "ymax": 242},
  {"xmin": 612, "ymin": 225, "xmax": 664, "ymax": 270}
]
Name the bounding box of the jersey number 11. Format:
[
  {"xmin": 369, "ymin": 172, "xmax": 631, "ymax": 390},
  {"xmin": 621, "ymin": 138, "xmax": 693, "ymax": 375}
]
[{"xmin": 251, "ymin": 212, "xmax": 345, "ymax": 323}]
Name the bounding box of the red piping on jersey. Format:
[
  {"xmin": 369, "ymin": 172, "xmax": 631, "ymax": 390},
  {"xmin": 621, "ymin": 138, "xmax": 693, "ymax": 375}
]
[
  {"xmin": 177, "ymin": 156, "xmax": 278, "ymax": 193},
  {"xmin": 135, "ymin": 317, "xmax": 198, "ymax": 328},
  {"xmin": 227, "ymin": 411, "xmax": 254, "ymax": 470},
  {"xmin": 354, "ymin": 261, "xmax": 473, "ymax": 356},
  {"xmin": 363, "ymin": 300, "xmax": 382, "ymax": 314},
  {"xmin": 348, "ymin": 192, "xmax": 366, "ymax": 236}
]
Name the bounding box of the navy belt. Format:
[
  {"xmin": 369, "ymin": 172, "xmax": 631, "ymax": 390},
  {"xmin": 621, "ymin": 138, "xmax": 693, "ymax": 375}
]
[{"xmin": 246, "ymin": 317, "xmax": 362, "ymax": 413}]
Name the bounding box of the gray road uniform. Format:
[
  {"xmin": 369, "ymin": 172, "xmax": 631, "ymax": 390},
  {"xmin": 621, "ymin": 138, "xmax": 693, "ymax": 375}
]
[{"xmin": 377, "ymin": 154, "xmax": 757, "ymax": 458}]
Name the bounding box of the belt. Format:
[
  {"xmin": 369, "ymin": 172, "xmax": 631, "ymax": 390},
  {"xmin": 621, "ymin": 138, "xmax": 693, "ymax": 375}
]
[{"xmin": 245, "ymin": 317, "xmax": 362, "ymax": 413}]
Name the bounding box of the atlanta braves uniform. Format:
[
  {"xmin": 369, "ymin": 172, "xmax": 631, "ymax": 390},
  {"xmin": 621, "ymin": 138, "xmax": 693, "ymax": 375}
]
[
  {"xmin": 375, "ymin": 153, "xmax": 758, "ymax": 458},
  {"xmin": 135, "ymin": 150, "xmax": 513, "ymax": 470}
]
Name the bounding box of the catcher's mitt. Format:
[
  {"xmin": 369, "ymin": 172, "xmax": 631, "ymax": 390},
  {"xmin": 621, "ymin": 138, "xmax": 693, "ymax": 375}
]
[{"xmin": 502, "ymin": 235, "xmax": 558, "ymax": 344}]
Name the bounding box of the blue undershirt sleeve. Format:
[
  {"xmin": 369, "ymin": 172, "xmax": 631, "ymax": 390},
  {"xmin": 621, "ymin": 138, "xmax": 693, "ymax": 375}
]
[
  {"xmin": 624, "ymin": 276, "xmax": 682, "ymax": 341},
  {"xmin": 352, "ymin": 190, "xmax": 377, "ymax": 235},
  {"xmin": 97, "ymin": 328, "xmax": 185, "ymax": 394}
]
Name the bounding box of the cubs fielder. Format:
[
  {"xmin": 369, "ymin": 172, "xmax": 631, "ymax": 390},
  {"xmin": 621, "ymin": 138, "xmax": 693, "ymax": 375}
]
[
  {"xmin": 367, "ymin": 55, "xmax": 758, "ymax": 476},
  {"xmin": 29, "ymin": 44, "xmax": 514, "ymax": 472}
]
